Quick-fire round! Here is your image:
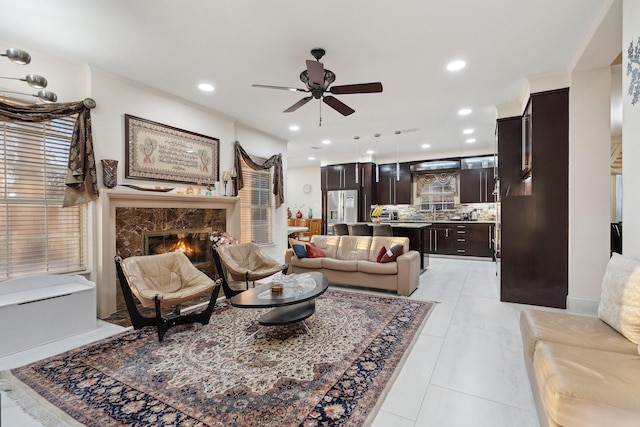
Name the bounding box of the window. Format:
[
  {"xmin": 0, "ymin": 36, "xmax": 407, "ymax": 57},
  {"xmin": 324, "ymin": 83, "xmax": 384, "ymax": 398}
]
[
  {"xmin": 418, "ymin": 172, "xmax": 457, "ymax": 211},
  {"xmin": 0, "ymin": 110, "xmax": 87, "ymax": 280},
  {"xmin": 238, "ymin": 156, "xmax": 274, "ymax": 245}
]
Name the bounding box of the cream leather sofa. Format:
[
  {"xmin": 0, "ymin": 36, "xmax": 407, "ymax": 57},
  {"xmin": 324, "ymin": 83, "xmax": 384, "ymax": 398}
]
[
  {"xmin": 520, "ymin": 253, "xmax": 640, "ymax": 427},
  {"xmin": 284, "ymin": 235, "xmax": 420, "ymax": 296}
]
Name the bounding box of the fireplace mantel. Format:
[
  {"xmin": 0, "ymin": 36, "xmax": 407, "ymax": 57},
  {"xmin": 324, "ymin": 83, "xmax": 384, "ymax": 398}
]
[{"xmin": 96, "ymin": 188, "xmax": 240, "ymax": 318}]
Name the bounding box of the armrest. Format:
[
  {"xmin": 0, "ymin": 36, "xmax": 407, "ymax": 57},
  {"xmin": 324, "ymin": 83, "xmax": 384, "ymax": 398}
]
[
  {"xmin": 396, "ymin": 250, "xmax": 420, "ymax": 296},
  {"xmin": 284, "ymin": 248, "xmax": 296, "ymax": 266}
]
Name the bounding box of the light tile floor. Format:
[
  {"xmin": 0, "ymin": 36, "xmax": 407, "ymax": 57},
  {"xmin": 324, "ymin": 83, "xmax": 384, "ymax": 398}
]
[{"xmin": 1, "ymin": 257, "xmax": 546, "ymax": 426}]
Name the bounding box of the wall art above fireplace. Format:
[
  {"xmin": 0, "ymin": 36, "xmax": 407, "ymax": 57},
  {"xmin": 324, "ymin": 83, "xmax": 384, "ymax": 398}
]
[{"xmin": 124, "ymin": 114, "xmax": 219, "ymax": 185}]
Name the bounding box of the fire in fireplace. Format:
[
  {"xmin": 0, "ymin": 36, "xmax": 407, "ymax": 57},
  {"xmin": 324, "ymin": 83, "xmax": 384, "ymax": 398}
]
[{"xmin": 143, "ymin": 228, "xmax": 212, "ymax": 267}]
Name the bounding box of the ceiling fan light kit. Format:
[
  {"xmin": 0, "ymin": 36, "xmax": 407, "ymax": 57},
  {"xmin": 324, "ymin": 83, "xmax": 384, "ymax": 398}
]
[{"xmin": 252, "ymin": 48, "xmax": 383, "ymax": 125}]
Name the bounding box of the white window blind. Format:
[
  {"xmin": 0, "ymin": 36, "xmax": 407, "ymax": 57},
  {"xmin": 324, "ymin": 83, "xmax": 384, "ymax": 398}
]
[
  {"xmin": 239, "ymin": 156, "xmax": 274, "ymax": 245},
  {"xmin": 0, "ymin": 109, "xmax": 87, "ymax": 280}
]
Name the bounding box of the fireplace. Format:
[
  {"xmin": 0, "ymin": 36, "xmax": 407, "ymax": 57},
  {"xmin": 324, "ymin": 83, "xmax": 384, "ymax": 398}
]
[{"xmin": 143, "ymin": 228, "xmax": 212, "ymax": 267}]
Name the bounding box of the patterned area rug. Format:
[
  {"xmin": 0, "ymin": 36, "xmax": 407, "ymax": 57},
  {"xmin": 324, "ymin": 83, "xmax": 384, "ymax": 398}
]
[{"xmin": 1, "ymin": 289, "xmax": 434, "ymax": 426}]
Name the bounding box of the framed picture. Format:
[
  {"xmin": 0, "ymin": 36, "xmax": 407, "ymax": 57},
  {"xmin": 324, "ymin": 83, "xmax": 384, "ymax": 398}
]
[{"xmin": 124, "ymin": 114, "xmax": 219, "ymax": 184}]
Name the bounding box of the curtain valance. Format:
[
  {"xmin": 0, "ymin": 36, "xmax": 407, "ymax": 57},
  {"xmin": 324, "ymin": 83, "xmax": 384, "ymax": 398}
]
[{"xmin": 233, "ymin": 141, "xmax": 284, "ymax": 208}]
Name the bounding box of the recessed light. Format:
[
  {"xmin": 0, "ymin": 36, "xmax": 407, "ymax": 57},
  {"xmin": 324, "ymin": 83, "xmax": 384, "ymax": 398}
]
[
  {"xmin": 289, "ymin": 125, "xmax": 300, "ymax": 131},
  {"xmin": 446, "ymin": 60, "xmax": 466, "ymax": 71},
  {"xmin": 198, "ymin": 83, "xmax": 214, "ymax": 92},
  {"xmin": 465, "ymin": 138, "xmax": 476, "ymax": 143},
  {"xmin": 463, "ymin": 128, "xmax": 474, "ymax": 134},
  {"xmin": 458, "ymin": 108, "xmax": 472, "ymax": 115},
  {"xmin": 322, "ymin": 139, "xmax": 331, "ymax": 145},
  {"xmin": 366, "ymin": 150, "xmax": 375, "ymax": 155},
  {"xmin": 308, "ymin": 156, "xmax": 315, "ymax": 160},
  {"xmin": 421, "ymin": 144, "xmax": 431, "ymax": 149}
]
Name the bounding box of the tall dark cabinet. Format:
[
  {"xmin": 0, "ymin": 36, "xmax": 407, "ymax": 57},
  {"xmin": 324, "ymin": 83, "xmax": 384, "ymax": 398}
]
[{"xmin": 498, "ymin": 88, "xmax": 569, "ymax": 308}]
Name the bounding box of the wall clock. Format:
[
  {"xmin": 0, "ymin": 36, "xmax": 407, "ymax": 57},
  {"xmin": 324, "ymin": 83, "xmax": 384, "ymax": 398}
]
[{"xmin": 303, "ymin": 184, "xmax": 312, "ymax": 194}]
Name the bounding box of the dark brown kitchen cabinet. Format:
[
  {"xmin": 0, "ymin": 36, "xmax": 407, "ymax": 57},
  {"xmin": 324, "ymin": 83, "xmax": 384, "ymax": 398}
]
[
  {"xmin": 453, "ymin": 223, "xmax": 494, "ymax": 257},
  {"xmin": 377, "ymin": 162, "xmax": 412, "ymax": 205},
  {"xmin": 358, "ymin": 163, "xmax": 375, "ymax": 222},
  {"xmin": 322, "ymin": 163, "xmax": 358, "ymax": 190},
  {"xmin": 428, "ymin": 224, "xmax": 456, "ymax": 255},
  {"xmin": 459, "ymin": 167, "xmax": 495, "ymax": 203}
]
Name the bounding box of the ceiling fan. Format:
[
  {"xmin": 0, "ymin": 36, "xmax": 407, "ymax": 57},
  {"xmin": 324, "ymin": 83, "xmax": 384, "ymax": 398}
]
[{"xmin": 252, "ymin": 48, "xmax": 383, "ymax": 123}]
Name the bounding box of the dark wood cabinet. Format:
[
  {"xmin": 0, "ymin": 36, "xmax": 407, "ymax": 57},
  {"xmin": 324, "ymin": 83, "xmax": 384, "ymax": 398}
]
[
  {"xmin": 322, "ymin": 163, "xmax": 359, "ymax": 190},
  {"xmin": 499, "ymin": 88, "xmax": 569, "ymax": 309},
  {"xmin": 358, "ymin": 163, "xmax": 375, "ymax": 222},
  {"xmin": 377, "ymin": 162, "xmax": 412, "ymax": 205},
  {"xmin": 428, "ymin": 224, "xmax": 456, "ymax": 255},
  {"xmin": 428, "ymin": 222, "xmax": 494, "ymax": 257},
  {"xmin": 459, "ymin": 168, "xmax": 495, "ymax": 203}
]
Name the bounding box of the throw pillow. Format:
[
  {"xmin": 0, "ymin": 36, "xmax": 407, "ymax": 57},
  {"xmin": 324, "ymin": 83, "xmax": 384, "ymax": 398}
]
[
  {"xmin": 289, "ymin": 237, "xmax": 308, "ymax": 248},
  {"xmin": 597, "ymin": 253, "xmax": 640, "ymax": 344},
  {"xmin": 292, "ymin": 244, "xmax": 308, "ymax": 259},
  {"xmin": 376, "ymin": 246, "xmax": 387, "ymax": 263},
  {"xmin": 306, "ymin": 244, "xmax": 325, "ymax": 258},
  {"xmin": 380, "ymin": 244, "xmax": 404, "ymax": 263}
]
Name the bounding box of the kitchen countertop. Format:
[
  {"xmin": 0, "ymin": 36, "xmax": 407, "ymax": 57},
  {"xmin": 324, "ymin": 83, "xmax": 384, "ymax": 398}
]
[
  {"xmin": 380, "ymin": 220, "xmax": 497, "ymax": 224},
  {"xmin": 367, "ymin": 222, "xmax": 432, "ymax": 228}
]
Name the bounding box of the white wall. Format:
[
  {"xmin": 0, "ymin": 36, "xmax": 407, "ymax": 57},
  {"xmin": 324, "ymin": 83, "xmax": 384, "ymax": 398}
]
[
  {"xmin": 567, "ymin": 66, "xmax": 612, "ymax": 313},
  {"xmin": 622, "ymin": 0, "xmax": 640, "ymax": 257},
  {"xmin": 286, "ymin": 166, "xmax": 322, "ymax": 221}
]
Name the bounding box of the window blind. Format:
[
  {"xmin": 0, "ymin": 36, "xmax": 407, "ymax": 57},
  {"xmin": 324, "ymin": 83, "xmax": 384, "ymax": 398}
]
[
  {"xmin": 239, "ymin": 156, "xmax": 274, "ymax": 245},
  {"xmin": 0, "ymin": 110, "xmax": 87, "ymax": 279}
]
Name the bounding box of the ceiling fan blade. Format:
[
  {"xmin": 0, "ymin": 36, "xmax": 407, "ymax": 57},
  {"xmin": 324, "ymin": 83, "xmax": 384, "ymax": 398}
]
[
  {"xmin": 284, "ymin": 96, "xmax": 313, "ymax": 113},
  {"xmin": 329, "ymin": 82, "xmax": 383, "ymax": 95},
  {"xmin": 252, "ymin": 84, "xmax": 307, "ymax": 92},
  {"xmin": 323, "ymin": 96, "xmax": 355, "ymax": 116},
  {"xmin": 306, "ymin": 60, "xmax": 325, "ymax": 87}
]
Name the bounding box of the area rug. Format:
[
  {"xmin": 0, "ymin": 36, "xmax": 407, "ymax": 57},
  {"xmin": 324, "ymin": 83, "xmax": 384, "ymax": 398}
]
[{"xmin": 1, "ymin": 289, "xmax": 434, "ymax": 426}]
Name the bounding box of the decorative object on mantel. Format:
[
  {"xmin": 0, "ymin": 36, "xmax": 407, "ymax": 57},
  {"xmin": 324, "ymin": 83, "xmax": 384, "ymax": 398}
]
[
  {"xmin": 296, "ymin": 209, "xmax": 303, "ymax": 219},
  {"xmin": 0, "ymin": 47, "xmax": 58, "ymax": 102},
  {"xmin": 221, "ymin": 170, "xmax": 230, "ymax": 196},
  {"xmin": 124, "ymin": 114, "xmax": 219, "ymax": 185},
  {"xmin": 101, "ymin": 159, "xmax": 118, "ymax": 188},
  {"xmin": 0, "ymin": 97, "xmax": 98, "ymax": 207},
  {"xmin": 234, "ymin": 141, "xmax": 284, "ymax": 208},
  {"xmin": 308, "ymin": 207, "xmax": 313, "ymax": 219},
  {"xmin": 122, "ymin": 184, "xmax": 174, "ymax": 192},
  {"xmin": 287, "ymin": 207, "xmax": 292, "ymax": 219}
]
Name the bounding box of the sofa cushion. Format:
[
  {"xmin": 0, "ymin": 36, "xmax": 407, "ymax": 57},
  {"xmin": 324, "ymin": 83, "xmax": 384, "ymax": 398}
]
[
  {"xmin": 520, "ymin": 310, "xmax": 638, "ymax": 360},
  {"xmin": 322, "ymin": 257, "xmax": 359, "ymax": 272},
  {"xmin": 358, "ymin": 260, "xmax": 398, "ymax": 275},
  {"xmin": 380, "ymin": 244, "xmax": 404, "ymax": 263},
  {"xmin": 369, "ymin": 237, "xmax": 410, "ymax": 262},
  {"xmin": 310, "ymin": 235, "xmax": 341, "ymax": 258},
  {"xmin": 376, "ymin": 246, "xmax": 386, "ymax": 263},
  {"xmin": 290, "ymin": 256, "xmax": 323, "ymax": 269},
  {"xmin": 306, "ymin": 244, "xmax": 325, "ymax": 258},
  {"xmin": 335, "ymin": 236, "xmax": 372, "ymax": 261},
  {"xmin": 598, "ymin": 253, "xmax": 640, "ymax": 343},
  {"xmin": 533, "ymin": 341, "xmax": 640, "ymax": 427},
  {"xmin": 292, "ymin": 244, "xmax": 307, "ymax": 258}
]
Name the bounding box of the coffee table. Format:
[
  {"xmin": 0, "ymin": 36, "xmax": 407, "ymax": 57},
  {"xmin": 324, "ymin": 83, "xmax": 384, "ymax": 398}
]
[{"xmin": 229, "ymin": 272, "xmax": 328, "ymax": 345}]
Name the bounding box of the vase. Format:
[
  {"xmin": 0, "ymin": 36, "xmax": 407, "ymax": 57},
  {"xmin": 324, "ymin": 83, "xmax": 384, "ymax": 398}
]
[
  {"xmin": 308, "ymin": 207, "xmax": 313, "ymax": 219},
  {"xmin": 101, "ymin": 159, "xmax": 118, "ymax": 188},
  {"xmin": 296, "ymin": 210, "xmax": 302, "ymax": 219},
  {"xmin": 287, "ymin": 207, "xmax": 292, "ymax": 219}
]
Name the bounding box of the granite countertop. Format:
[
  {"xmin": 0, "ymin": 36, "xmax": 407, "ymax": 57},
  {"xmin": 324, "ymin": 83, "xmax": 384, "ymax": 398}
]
[
  {"xmin": 368, "ymin": 222, "xmax": 432, "ymax": 228},
  {"xmin": 382, "ymin": 220, "xmax": 497, "ymax": 224}
]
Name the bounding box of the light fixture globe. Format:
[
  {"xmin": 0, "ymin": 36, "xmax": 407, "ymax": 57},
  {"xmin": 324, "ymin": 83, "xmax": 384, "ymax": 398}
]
[
  {"xmin": 25, "ymin": 74, "xmax": 47, "ymax": 89},
  {"xmin": 3, "ymin": 48, "xmax": 31, "ymax": 65},
  {"xmin": 37, "ymin": 90, "xmax": 57, "ymax": 103}
]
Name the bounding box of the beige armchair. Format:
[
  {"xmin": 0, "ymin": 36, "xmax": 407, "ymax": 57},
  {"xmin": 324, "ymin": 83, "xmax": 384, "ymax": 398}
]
[
  {"xmin": 114, "ymin": 251, "xmax": 221, "ymax": 341},
  {"xmin": 212, "ymin": 242, "xmax": 288, "ymax": 299}
]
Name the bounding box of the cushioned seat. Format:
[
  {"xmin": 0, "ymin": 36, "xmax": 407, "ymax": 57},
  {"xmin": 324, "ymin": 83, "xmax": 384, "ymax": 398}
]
[
  {"xmin": 533, "ymin": 341, "xmax": 640, "ymax": 427},
  {"xmin": 357, "ymin": 260, "xmax": 397, "ymax": 274},
  {"xmin": 115, "ymin": 252, "xmax": 221, "ymax": 341}
]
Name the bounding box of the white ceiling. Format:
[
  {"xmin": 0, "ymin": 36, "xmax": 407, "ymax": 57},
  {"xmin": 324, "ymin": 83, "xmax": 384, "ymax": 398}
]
[{"xmin": 0, "ymin": 0, "xmax": 619, "ymax": 165}]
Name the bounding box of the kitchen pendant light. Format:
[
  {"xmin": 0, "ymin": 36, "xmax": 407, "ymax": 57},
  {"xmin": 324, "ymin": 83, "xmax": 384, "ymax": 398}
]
[
  {"xmin": 354, "ymin": 136, "xmax": 360, "ymax": 184},
  {"xmin": 374, "ymin": 133, "xmax": 380, "ymax": 182},
  {"xmin": 395, "ymin": 131, "xmax": 401, "ymax": 181}
]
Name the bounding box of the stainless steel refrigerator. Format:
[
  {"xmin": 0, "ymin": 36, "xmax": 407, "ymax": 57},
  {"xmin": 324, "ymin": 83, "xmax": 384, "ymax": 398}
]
[{"xmin": 326, "ymin": 189, "xmax": 358, "ymax": 234}]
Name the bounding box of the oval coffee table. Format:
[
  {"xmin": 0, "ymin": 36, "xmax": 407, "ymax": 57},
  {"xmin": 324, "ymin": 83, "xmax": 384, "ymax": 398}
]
[{"xmin": 229, "ymin": 271, "xmax": 328, "ymax": 326}]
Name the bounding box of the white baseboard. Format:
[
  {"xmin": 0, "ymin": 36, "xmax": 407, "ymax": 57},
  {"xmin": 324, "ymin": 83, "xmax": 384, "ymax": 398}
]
[{"xmin": 567, "ymin": 296, "xmax": 599, "ymax": 316}]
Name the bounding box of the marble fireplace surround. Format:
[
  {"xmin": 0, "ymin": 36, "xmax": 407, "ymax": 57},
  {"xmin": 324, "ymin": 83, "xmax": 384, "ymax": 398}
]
[{"xmin": 97, "ymin": 189, "xmax": 240, "ymax": 318}]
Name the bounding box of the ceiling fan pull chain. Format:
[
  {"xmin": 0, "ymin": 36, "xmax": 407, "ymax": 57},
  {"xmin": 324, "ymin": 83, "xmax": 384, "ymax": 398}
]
[{"xmin": 319, "ymin": 99, "xmax": 322, "ymax": 127}]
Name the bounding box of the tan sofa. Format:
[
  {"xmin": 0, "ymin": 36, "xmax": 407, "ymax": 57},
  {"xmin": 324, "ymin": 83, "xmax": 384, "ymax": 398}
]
[
  {"xmin": 520, "ymin": 253, "xmax": 640, "ymax": 427},
  {"xmin": 284, "ymin": 235, "xmax": 420, "ymax": 296}
]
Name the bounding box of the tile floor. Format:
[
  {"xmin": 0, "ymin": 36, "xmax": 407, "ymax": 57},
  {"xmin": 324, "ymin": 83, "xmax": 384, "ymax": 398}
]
[{"xmin": 1, "ymin": 257, "xmax": 548, "ymax": 426}]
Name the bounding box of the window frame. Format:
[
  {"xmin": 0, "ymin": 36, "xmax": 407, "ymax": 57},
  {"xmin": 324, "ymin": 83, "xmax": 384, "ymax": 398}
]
[{"xmin": 238, "ymin": 155, "xmax": 275, "ymax": 246}]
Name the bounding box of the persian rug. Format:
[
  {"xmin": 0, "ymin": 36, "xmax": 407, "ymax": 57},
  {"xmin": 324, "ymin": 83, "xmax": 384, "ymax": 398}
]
[{"xmin": 1, "ymin": 289, "xmax": 434, "ymax": 427}]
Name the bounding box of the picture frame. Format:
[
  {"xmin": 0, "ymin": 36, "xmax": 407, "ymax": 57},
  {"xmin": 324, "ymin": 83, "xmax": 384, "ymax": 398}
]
[{"xmin": 124, "ymin": 114, "xmax": 219, "ymax": 184}]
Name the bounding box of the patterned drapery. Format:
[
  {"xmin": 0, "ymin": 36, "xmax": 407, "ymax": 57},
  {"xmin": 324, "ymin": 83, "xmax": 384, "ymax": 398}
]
[
  {"xmin": 0, "ymin": 98, "xmax": 98, "ymax": 207},
  {"xmin": 234, "ymin": 141, "xmax": 284, "ymax": 208},
  {"xmin": 416, "ymin": 172, "xmax": 458, "ymax": 196}
]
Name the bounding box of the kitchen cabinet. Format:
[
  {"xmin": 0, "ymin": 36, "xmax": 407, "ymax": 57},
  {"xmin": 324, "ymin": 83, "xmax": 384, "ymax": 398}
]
[
  {"xmin": 358, "ymin": 163, "xmax": 375, "ymax": 222},
  {"xmin": 377, "ymin": 162, "xmax": 412, "ymax": 205},
  {"xmin": 459, "ymin": 156, "xmax": 496, "ymax": 204},
  {"xmin": 322, "ymin": 163, "xmax": 358, "ymax": 190},
  {"xmin": 428, "ymin": 222, "xmax": 494, "ymax": 257}
]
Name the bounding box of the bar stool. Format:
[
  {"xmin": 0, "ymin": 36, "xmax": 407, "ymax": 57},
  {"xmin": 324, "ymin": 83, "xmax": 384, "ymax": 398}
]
[
  {"xmin": 349, "ymin": 224, "xmax": 371, "ymax": 236},
  {"xmin": 372, "ymin": 224, "xmax": 393, "ymax": 236},
  {"xmin": 332, "ymin": 223, "xmax": 349, "ymax": 235}
]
